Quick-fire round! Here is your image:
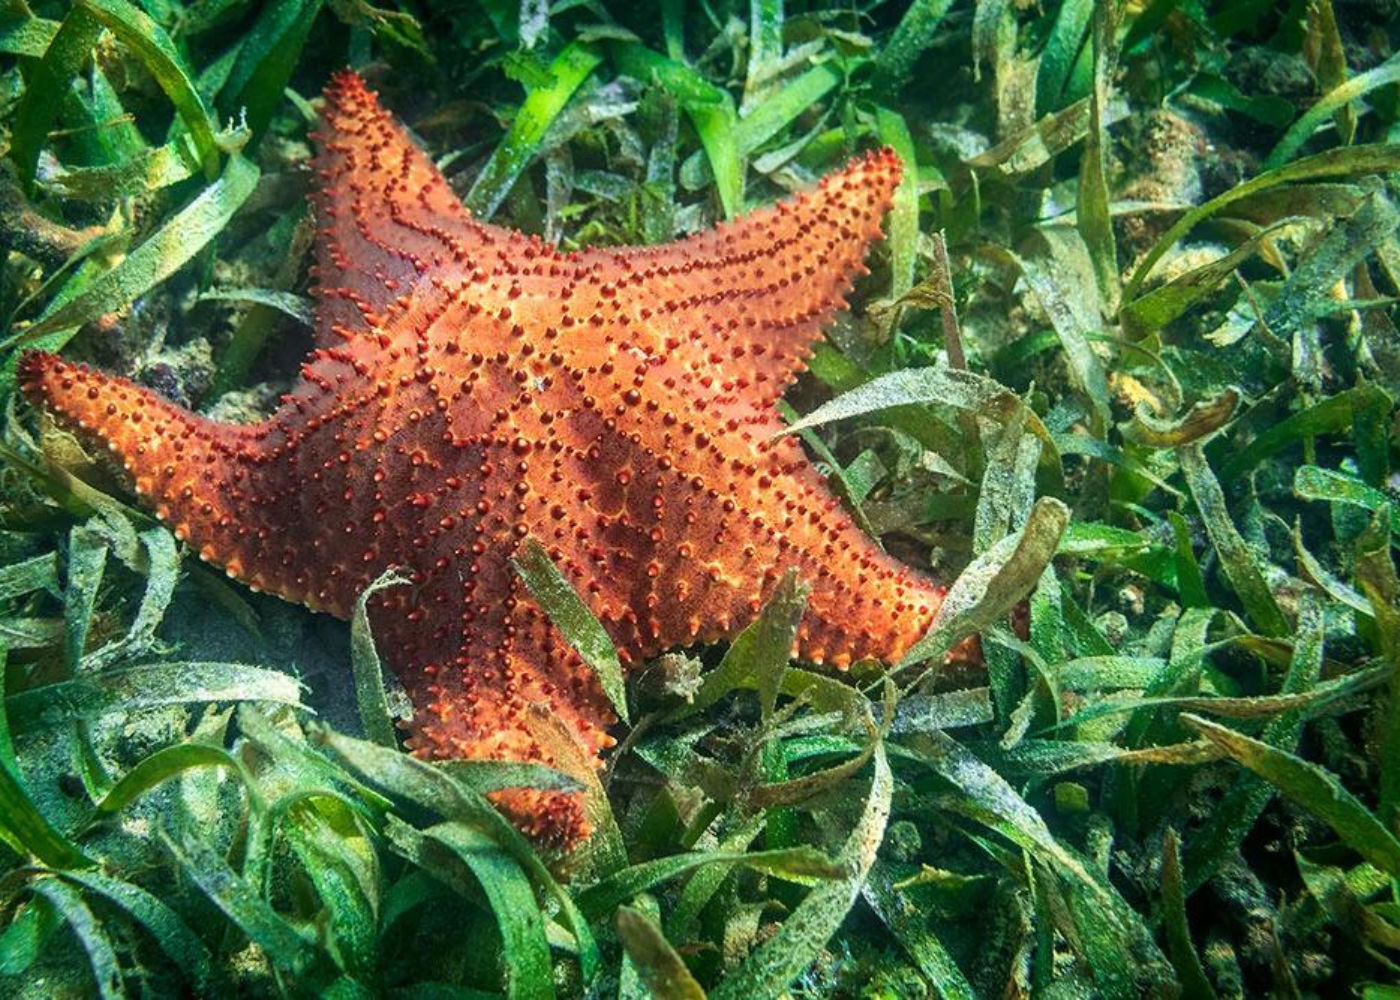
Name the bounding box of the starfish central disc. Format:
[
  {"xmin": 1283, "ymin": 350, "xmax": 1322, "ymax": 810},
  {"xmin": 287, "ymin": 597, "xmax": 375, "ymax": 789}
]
[{"xmin": 20, "ymin": 70, "xmax": 943, "ymax": 847}]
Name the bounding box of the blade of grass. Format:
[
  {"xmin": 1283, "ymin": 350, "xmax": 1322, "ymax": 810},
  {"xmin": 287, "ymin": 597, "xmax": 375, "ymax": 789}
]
[
  {"xmin": 0, "ymin": 552, "xmax": 61, "ymax": 604},
  {"xmin": 83, "ymin": 527, "xmax": 182, "ymax": 671},
  {"xmin": 872, "ymin": 0, "xmax": 956, "ymax": 94},
  {"xmin": 10, "ymin": 6, "xmax": 103, "ymax": 192},
  {"xmin": 615, "ymin": 906, "xmax": 706, "ymax": 1000},
  {"xmin": 862, "ymin": 862, "xmax": 977, "ymax": 999},
  {"xmin": 90, "ymin": 744, "xmax": 243, "ymax": 821},
  {"xmin": 42, "ymin": 138, "xmax": 199, "ymax": 200},
  {"xmin": 1125, "ymin": 144, "xmax": 1400, "ymax": 299},
  {"xmin": 15, "ymin": 152, "xmax": 258, "ymax": 341},
  {"xmin": 3, "ymin": 153, "xmax": 260, "ymax": 396},
  {"xmin": 1178, "ymin": 444, "xmax": 1290, "ymax": 637},
  {"xmin": 280, "ymin": 805, "xmax": 377, "ymax": 983},
  {"xmin": 389, "ymin": 819, "xmax": 554, "ymax": 1000},
  {"xmin": 0, "ymin": 751, "xmax": 93, "ymax": 869},
  {"xmin": 911, "ymin": 730, "xmax": 1172, "ymax": 994},
  {"xmin": 1182, "ymin": 591, "xmax": 1326, "ymax": 893},
  {"xmin": 55, "ymin": 870, "xmax": 213, "ymax": 991},
  {"xmin": 675, "ymin": 570, "xmax": 808, "ymax": 720},
  {"xmin": 513, "ymin": 537, "xmax": 628, "ymax": 725},
  {"xmin": 78, "ymin": 0, "xmax": 220, "ymax": 175},
  {"xmin": 610, "ymin": 42, "xmax": 743, "ymax": 217},
  {"xmin": 1168, "ymin": 513, "xmax": 1210, "ymax": 607},
  {"xmin": 1016, "ymin": 231, "xmax": 1111, "ymax": 432},
  {"xmin": 1266, "ymin": 53, "xmax": 1400, "ymax": 169},
  {"xmin": 6, "ymin": 661, "xmax": 304, "ymax": 734},
  {"xmin": 734, "ymin": 62, "xmax": 841, "ymax": 156},
  {"xmin": 1037, "ymin": 0, "xmax": 1092, "ymax": 115},
  {"xmin": 782, "ymin": 365, "xmax": 1056, "ymax": 453},
  {"xmin": 162, "ymin": 831, "xmax": 318, "ymax": 975},
  {"xmin": 1294, "ymin": 466, "xmax": 1400, "ymax": 535},
  {"xmin": 709, "ymin": 740, "xmax": 892, "ymax": 999},
  {"xmin": 1121, "ymin": 218, "xmax": 1300, "ymax": 339},
  {"xmin": 1183, "ymin": 713, "xmax": 1400, "ymax": 879},
  {"xmin": 216, "ymin": 0, "xmax": 323, "ymax": 147},
  {"xmin": 1261, "ymin": 192, "xmax": 1400, "ymax": 376},
  {"xmin": 467, "ymin": 41, "xmax": 602, "ymax": 219},
  {"xmin": 349, "ymin": 570, "xmax": 408, "ymax": 747},
  {"xmin": 1218, "ymin": 386, "xmax": 1392, "ymax": 483},
  {"xmin": 435, "ymin": 760, "xmax": 583, "ymax": 795},
  {"xmin": 317, "ymin": 729, "xmax": 601, "ymax": 986},
  {"xmin": 1355, "ymin": 509, "xmax": 1400, "ymax": 824},
  {"xmin": 1082, "ymin": 8, "xmax": 1121, "ymax": 307},
  {"xmin": 0, "ymin": 14, "xmax": 61, "ymax": 57},
  {"xmin": 63, "ymin": 523, "xmax": 107, "ymax": 675},
  {"xmin": 900, "ymin": 497, "xmax": 1070, "ymax": 673},
  {"xmin": 28, "ymin": 877, "xmax": 123, "ymax": 999},
  {"xmin": 875, "ymin": 107, "xmax": 918, "ymax": 298}
]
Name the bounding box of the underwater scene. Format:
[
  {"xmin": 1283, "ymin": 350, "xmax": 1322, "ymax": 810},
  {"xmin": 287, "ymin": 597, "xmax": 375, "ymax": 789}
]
[{"xmin": 0, "ymin": 0, "xmax": 1399, "ymax": 996}]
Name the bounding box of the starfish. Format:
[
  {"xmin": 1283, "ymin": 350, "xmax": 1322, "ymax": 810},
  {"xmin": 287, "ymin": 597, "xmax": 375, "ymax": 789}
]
[{"xmin": 19, "ymin": 71, "xmax": 943, "ymax": 847}]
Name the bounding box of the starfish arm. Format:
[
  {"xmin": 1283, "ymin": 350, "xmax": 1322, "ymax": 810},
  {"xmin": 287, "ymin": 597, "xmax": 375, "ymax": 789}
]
[
  {"xmin": 578, "ymin": 147, "xmax": 904, "ymax": 411},
  {"xmin": 370, "ymin": 544, "xmax": 617, "ymax": 847},
  {"xmin": 558, "ymin": 377, "xmax": 944, "ymax": 668},
  {"xmin": 17, "ymin": 344, "xmax": 405, "ymax": 615},
  {"xmin": 18, "ymin": 351, "xmax": 276, "ymax": 572},
  {"xmin": 310, "ymin": 71, "xmax": 524, "ymax": 346}
]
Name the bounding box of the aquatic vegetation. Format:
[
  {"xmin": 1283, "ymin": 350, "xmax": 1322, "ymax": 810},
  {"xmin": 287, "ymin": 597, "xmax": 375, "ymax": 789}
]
[{"xmin": 0, "ymin": 0, "xmax": 1397, "ymax": 996}]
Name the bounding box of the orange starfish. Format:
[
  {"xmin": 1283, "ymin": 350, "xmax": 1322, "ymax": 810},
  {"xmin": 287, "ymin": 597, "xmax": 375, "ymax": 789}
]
[{"xmin": 20, "ymin": 71, "xmax": 943, "ymax": 846}]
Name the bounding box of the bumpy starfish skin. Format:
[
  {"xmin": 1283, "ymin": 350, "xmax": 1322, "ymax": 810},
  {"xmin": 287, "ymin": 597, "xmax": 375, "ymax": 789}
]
[{"xmin": 20, "ymin": 71, "xmax": 943, "ymax": 846}]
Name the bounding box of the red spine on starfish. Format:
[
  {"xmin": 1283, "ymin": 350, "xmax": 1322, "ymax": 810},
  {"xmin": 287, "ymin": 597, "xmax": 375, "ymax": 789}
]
[{"xmin": 20, "ymin": 70, "xmax": 943, "ymax": 847}]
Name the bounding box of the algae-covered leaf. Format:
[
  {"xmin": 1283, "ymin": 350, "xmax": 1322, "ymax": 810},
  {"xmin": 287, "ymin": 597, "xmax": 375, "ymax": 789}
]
[
  {"xmin": 91, "ymin": 743, "xmax": 244, "ymax": 821},
  {"xmin": 1125, "ymin": 390, "xmax": 1239, "ymax": 449},
  {"xmin": 1126, "ymin": 144, "xmax": 1400, "ymax": 298},
  {"xmin": 875, "ymin": 107, "xmax": 919, "ymax": 299},
  {"xmin": 1218, "ymin": 386, "xmax": 1391, "ymax": 483},
  {"xmin": 6, "ymin": 662, "xmax": 304, "ymax": 733},
  {"xmin": 318, "ymin": 728, "xmax": 601, "ymax": 985},
  {"xmin": 862, "ymin": 862, "xmax": 977, "ymax": 999},
  {"xmin": 27, "ymin": 878, "xmax": 123, "ymax": 999},
  {"xmin": 610, "ymin": 41, "xmax": 743, "ymax": 217},
  {"xmin": 468, "ymin": 41, "xmax": 602, "ymax": 219},
  {"xmin": 1162, "ymin": 830, "xmax": 1219, "ymax": 1000},
  {"xmin": 616, "ymin": 906, "xmax": 707, "ymax": 1000},
  {"xmin": 1183, "ymin": 592, "xmax": 1326, "ymax": 893},
  {"xmin": 1295, "ymin": 466, "xmax": 1400, "ymax": 535},
  {"xmin": 163, "ymin": 831, "xmax": 319, "ymax": 975},
  {"xmin": 217, "ymin": 0, "xmax": 323, "ymax": 147},
  {"xmin": 900, "ymin": 497, "xmax": 1070, "ymax": 671},
  {"xmin": 708, "ymin": 740, "xmax": 892, "ymax": 999},
  {"xmin": 391, "ymin": 820, "xmax": 555, "ymax": 1000},
  {"xmin": 0, "ymin": 552, "xmax": 60, "ymax": 605},
  {"xmin": 77, "ymin": 0, "xmax": 219, "ymax": 172},
  {"xmin": 1183, "ymin": 713, "xmax": 1400, "ymax": 879},
  {"xmin": 435, "ymin": 760, "xmax": 584, "ymax": 795},
  {"xmin": 1267, "ymin": 53, "xmax": 1400, "ymax": 169},
  {"xmin": 1179, "ymin": 444, "xmax": 1290, "ymax": 637},
  {"xmin": 783, "ymin": 365, "xmax": 1056, "ymax": 452},
  {"xmin": 55, "ymin": 870, "xmax": 214, "ymax": 991},
  {"xmin": 19, "ymin": 153, "xmax": 259, "ymax": 340},
  {"xmin": 349, "ymin": 569, "xmax": 409, "ymax": 747},
  {"xmin": 872, "ymin": 0, "xmax": 956, "ymax": 93},
  {"xmin": 577, "ymin": 845, "xmax": 839, "ymax": 919},
  {"xmin": 683, "ymin": 569, "xmax": 808, "ymax": 719},
  {"xmin": 513, "ymin": 536, "xmax": 628, "ymax": 725},
  {"xmin": 9, "ymin": 7, "xmax": 104, "ymax": 191},
  {"xmin": 910, "ymin": 729, "xmax": 1173, "ymax": 994},
  {"xmin": 5, "ymin": 153, "xmax": 260, "ymax": 396}
]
